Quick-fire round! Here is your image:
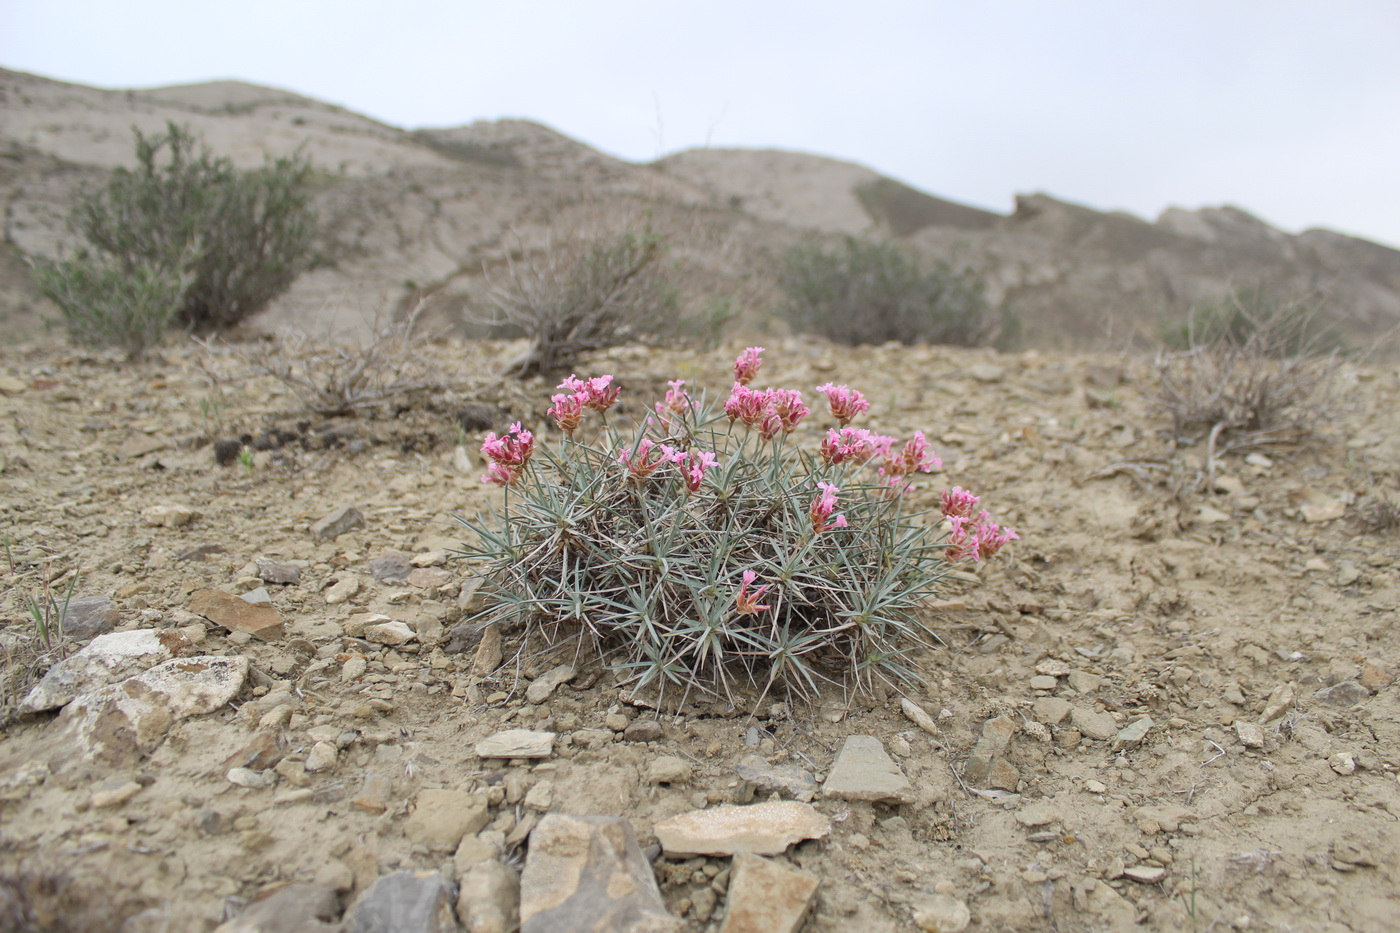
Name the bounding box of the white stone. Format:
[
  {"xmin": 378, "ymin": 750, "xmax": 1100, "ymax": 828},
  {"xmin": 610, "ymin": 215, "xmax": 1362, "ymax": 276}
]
[
  {"xmin": 475, "ymin": 729, "xmax": 555, "ymax": 759},
  {"xmin": 653, "ymin": 801, "xmax": 831, "ymax": 857}
]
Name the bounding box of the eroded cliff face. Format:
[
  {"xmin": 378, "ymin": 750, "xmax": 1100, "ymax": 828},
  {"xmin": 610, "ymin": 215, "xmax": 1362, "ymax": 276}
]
[{"xmin": 4, "ymin": 66, "xmax": 1399, "ymax": 352}]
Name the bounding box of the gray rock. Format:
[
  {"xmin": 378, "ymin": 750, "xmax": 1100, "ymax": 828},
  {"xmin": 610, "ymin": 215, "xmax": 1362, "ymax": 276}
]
[
  {"xmin": 1235, "ymin": 721, "xmax": 1266, "ymax": 748},
  {"xmin": 369, "ymin": 550, "xmax": 414, "ymax": 583},
  {"xmin": 61, "ymin": 595, "xmax": 122, "ymax": 640},
  {"xmin": 821, "ymin": 734, "xmax": 915, "ymax": 804},
  {"xmin": 1314, "ymin": 681, "xmax": 1368, "ymax": 708},
  {"xmin": 521, "ymin": 814, "xmax": 680, "ymax": 933},
  {"xmin": 475, "ymin": 729, "xmax": 555, "ymax": 759},
  {"xmin": 653, "ymin": 801, "xmax": 831, "ymax": 857},
  {"xmin": 213, "ymin": 882, "xmax": 339, "ymax": 932},
  {"xmin": 624, "ymin": 720, "xmax": 664, "ymax": 743},
  {"xmin": 256, "ymin": 559, "xmax": 302, "ymax": 586},
  {"xmin": 1261, "ymin": 683, "xmax": 1295, "ymax": 722},
  {"xmin": 899, "ymin": 698, "xmax": 939, "ymax": 736},
  {"xmin": 735, "ymin": 754, "xmax": 819, "ymax": 802},
  {"xmin": 1070, "ymin": 707, "xmax": 1117, "ymax": 741},
  {"xmin": 525, "ymin": 665, "xmax": 575, "ymax": 704},
  {"xmin": 345, "ymin": 871, "xmax": 459, "ymax": 933},
  {"xmin": 1114, "ymin": 717, "xmax": 1154, "ymax": 747},
  {"xmin": 717, "ymin": 852, "xmax": 818, "ymax": 933},
  {"xmin": 964, "ymin": 715, "xmax": 1017, "ymax": 788},
  {"xmin": 456, "ymin": 860, "xmax": 519, "ymax": 933},
  {"xmin": 311, "ymin": 504, "xmax": 366, "ymax": 542}
]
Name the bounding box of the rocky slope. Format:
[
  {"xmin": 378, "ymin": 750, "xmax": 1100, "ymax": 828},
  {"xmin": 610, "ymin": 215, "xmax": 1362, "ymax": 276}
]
[
  {"xmin": 4, "ymin": 66, "xmax": 1400, "ymax": 352},
  {"xmin": 1, "ymin": 333, "xmax": 1398, "ymax": 931}
]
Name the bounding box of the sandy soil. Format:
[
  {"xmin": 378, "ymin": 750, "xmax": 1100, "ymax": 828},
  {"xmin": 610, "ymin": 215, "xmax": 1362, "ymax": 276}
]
[{"xmin": 1, "ymin": 334, "xmax": 1398, "ymax": 932}]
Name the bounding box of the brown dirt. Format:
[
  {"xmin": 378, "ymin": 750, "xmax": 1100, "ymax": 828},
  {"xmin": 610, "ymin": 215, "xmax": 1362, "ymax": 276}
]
[{"xmin": 1, "ymin": 334, "xmax": 1398, "ymax": 932}]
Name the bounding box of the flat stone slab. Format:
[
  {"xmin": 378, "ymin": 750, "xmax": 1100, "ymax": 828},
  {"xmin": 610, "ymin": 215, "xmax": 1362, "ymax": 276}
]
[
  {"xmin": 190, "ymin": 588, "xmax": 284, "ymax": 641},
  {"xmin": 475, "ymin": 729, "xmax": 556, "ymax": 759},
  {"xmin": 653, "ymin": 801, "xmax": 831, "ymax": 857},
  {"xmin": 821, "ymin": 734, "xmax": 915, "ymax": 804},
  {"xmin": 521, "ymin": 813, "xmax": 680, "ymax": 933}
]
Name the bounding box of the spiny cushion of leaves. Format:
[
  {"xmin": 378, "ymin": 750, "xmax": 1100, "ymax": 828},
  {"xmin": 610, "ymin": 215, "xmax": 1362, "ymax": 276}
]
[{"xmin": 456, "ymin": 349, "xmax": 1016, "ymax": 705}]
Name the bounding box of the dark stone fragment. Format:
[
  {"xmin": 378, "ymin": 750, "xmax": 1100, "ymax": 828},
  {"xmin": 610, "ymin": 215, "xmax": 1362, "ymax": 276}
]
[
  {"xmin": 213, "ymin": 439, "xmax": 243, "ymax": 466},
  {"xmin": 344, "ymin": 871, "xmax": 456, "ymax": 933},
  {"xmin": 61, "ymin": 596, "xmax": 122, "ymax": 640},
  {"xmin": 456, "ymin": 403, "xmax": 498, "ymax": 433},
  {"xmin": 368, "ymin": 550, "xmax": 412, "ymax": 583}
]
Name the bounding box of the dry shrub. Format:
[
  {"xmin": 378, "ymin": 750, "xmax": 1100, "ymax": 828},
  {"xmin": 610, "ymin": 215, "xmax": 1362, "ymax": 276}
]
[
  {"xmin": 210, "ymin": 303, "xmax": 447, "ymax": 417},
  {"xmin": 1154, "ymin": 295, "xmax": 1343, "ymax": 456}
]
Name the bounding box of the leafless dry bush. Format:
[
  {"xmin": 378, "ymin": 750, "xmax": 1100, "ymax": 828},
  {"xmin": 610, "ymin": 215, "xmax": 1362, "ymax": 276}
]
[
  {"xmin": 477, "ymin": 225, "xmax": 679, "ymax": 377},
  {"xmin": 1154, "ymin": 298, "xmax": 1344, "ymax": 470},
  {"xmin": 205, "ymin": 303, "xmax": 450, "ymax": 417}
]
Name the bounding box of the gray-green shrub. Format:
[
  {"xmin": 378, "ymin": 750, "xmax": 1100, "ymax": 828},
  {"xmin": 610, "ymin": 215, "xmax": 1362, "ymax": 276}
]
[
  {"xmin": 777, "ymin": 236, "xmax": 991, "ymax": 346},
  {"xmin": 37, "ymin": 122, "xmax": 319, "ymax": 348}
]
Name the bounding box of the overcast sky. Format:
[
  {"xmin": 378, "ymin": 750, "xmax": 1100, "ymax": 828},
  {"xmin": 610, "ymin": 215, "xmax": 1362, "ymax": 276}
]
[{"xmin": 4, "ymin": 1, "xmax": 1399, "ymax": 248}]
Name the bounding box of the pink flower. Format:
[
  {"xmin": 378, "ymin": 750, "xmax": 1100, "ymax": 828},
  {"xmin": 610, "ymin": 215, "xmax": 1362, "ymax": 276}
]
[
  {"xmin": 725, "ymin": 383, "xmax": 768, "ymax": 427},
  {"xmin": 883, "ymin": 431, "xmax": 941, "ymax": 476},
  {"xmin": 664, "ymin": 379, "xmax": 690, "ymax": 415},
  {"xmin": 618, "ymin": 438, "xmax": 666, "ymax": 480},
  {"xmin": 758, "ymin": 408, "xmax": 784, "ymax": 441},
  {"xmin": 556, "ymin": 374, "xmax": 620, "ymax": 412},
  {"xmin": 820, "ymin": 427, "xmax": 886, "ymax": 466},
  {"xmin": 766, "ymin": 389, "xmax": 809, "ymax": 434},
  {"xmin": 877, "ymin": 469, "xmax": 913, "ymax": 500},
  {"xmin": 974, "ymin": 513, "xmax": 1019, "ymax": 559},
  {"xmin": 480, "ymin": 421, "xmax": 535, "ymax": 486},
  {"xmin": 810, "ymin": 481, "xmax": 848, "ymax": 533},
  {"xmin": 580, "ymin": 375, "xmax": 620, "ymax": 412},
  {"xmin": 650, "ymin": 402, "xmax": 681, "ymax": 436},
  {"xmin": 734, "ymin": 569, "xmax": 772, "ymax": 615},
  {"xmin": 944, "ymin": 515, "xmax": 979, "ymax": 562},
  {"xmin": 676, "ymin": 449, "xmax": 720, "ymax": 492},
  {"xmin": 940, "ymin": 486, "xmax": 980, "ymax": 520},
  {"xmin": 480, "ymin": 422, "xmax": 535, "ymax": 470},
  {"xmin": 733, "ymin": 347, "xmax": 765, "ymax": 386},
  {"xmin": 482, "ymin": 461, "xmax": 521, "ymax": 487},
  {"xmin": 547, "ymin": 392, "xmax": 586, "ymax": 436},
  {"xmin": 815, "ymin": 383, "xmax": 870, "ymax": 426}
]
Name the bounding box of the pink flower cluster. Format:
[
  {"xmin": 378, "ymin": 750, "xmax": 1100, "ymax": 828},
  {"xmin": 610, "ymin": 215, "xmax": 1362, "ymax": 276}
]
[
  {"xmin": 548, "ymin": 374, "xmax": 620, "ymax": 436},
  {"xmin": 815, "ymin": 383, "xmax": 870, "ymax": 426},
  {"xmin": 733, "ymin": 569, "xmax": 771, "ymax": 615},
  {"xmin": 810, "ymin": 482, "xmax": 848, "ymax": 533},
  {"xmin": 480, "ymin": 421, "xmax": 535, "ymax": 487},
  {"xmin": 725, "ymin": 384, "xmax": 810, "ymax": 440},
  {"xmin": 618, "ymin": 441, "xmax": 720, "ymax": 492},
  {"xmin": 819, "ymin": 427, "xmax": 896, "ymax": 466},
  {"xmin": 733, "ymin": 347, "xmax": 765, "ymax": 385},
  {"xmin": 649, "ymin": 378, "xmax": 688, "ymax": 436},
  {"xmin": 941, "ymin": 487, "xmax": 1018, "ymax": 562}
]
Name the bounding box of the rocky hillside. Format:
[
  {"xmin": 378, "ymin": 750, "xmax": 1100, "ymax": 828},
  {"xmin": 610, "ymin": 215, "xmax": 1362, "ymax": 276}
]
[{"xmin": 4, "ymin": 65, "xmax": 1400, "ymax": 350}]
